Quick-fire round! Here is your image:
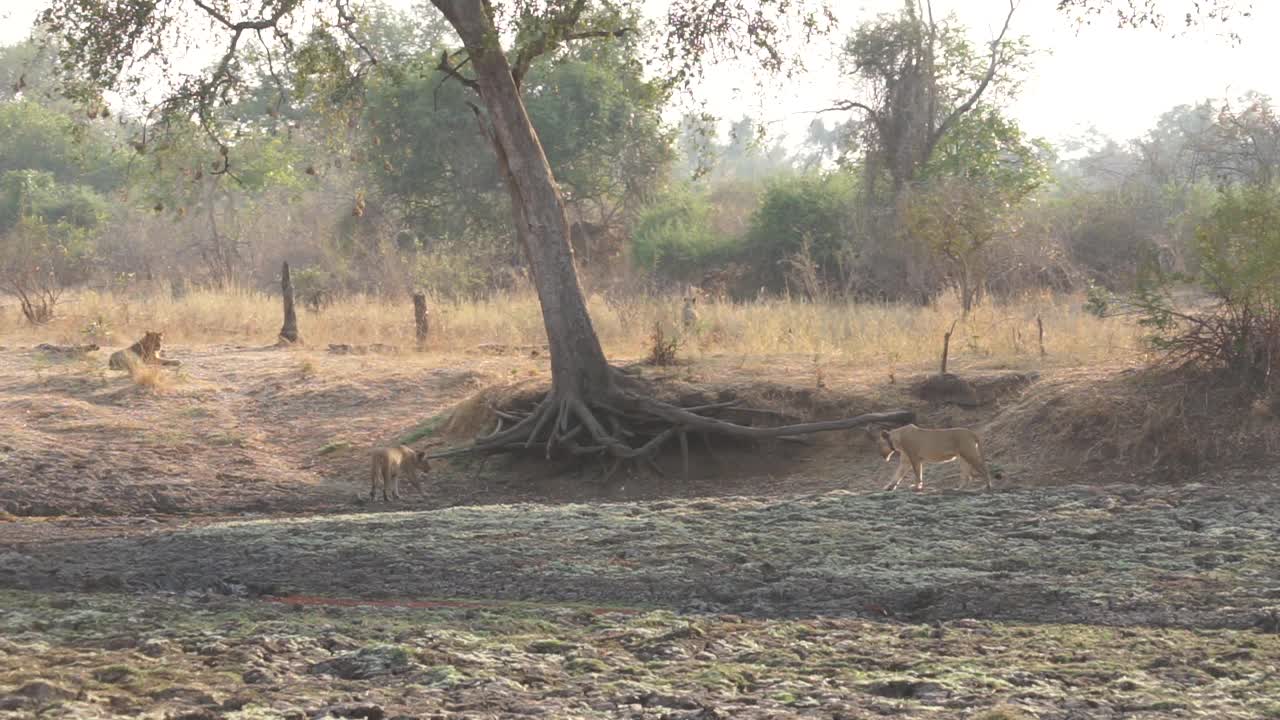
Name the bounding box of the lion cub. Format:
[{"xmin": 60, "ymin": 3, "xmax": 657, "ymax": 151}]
[
  {"xmin": 109, "ymin": 331, "xmax": 181, "ymax": 370},
  {"xmin": 874, "ymin": 424, "xmax": 992, "ymax": 492},
  {"xmin": 369, "ymin": 445, "xmax": 429, "ymax": 502}
]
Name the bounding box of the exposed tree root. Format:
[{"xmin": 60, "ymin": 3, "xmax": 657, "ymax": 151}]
[{"xmin": 430, "ymin": 368, "xmax": 915, "ymax": 479}]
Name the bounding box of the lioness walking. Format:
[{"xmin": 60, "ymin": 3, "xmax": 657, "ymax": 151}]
[
  {"xmin": 874, "ymin": 424, "xmax": 992, "ymax": 492},
  {"xmin": 370, "ymin": 445, "xmax": 429, "ymax": 502}
]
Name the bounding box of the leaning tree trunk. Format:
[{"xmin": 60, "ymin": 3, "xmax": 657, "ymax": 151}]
[
  {"xmin": 438, "ymin": 0, "xmax": 612, "ymax": 405},
  {"xmin": 426, "ymin": 0, "xmax": 917, "ymax": 473}
]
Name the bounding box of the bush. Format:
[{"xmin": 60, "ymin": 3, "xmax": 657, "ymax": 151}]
[
  {"xmin": 0, "ymin": 169, "xmax": 109, "ymax": 234},
  {"xmin": 1125, "ymin": 184, "xmax": 1280, "ymax": 388},
  {"xmin": 408, "ymin": 250, "xmax": 494, "ymax": 301},
  {"xmin": 0, "ymin": 215, "xmax": 94, "ymax": 324},
  {"xmin": 291, "ymin": 265, "xmax": 336, "ymax": 312},
  {"xmin": 630, "ymin": 186, "xmax": 737, "ymax": 283},
  {"xmin": 742, "ymin": 171, "xmax": 858, "ymax": 296}
]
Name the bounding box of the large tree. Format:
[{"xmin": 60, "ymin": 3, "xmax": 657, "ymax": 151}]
[
  {"xmin": 833, "ymin": 0, "xmax": 1027, "ymax": 196},
  {"xmin": 36, "ymin": 0, "xmax": 914, "ymax": 468}
]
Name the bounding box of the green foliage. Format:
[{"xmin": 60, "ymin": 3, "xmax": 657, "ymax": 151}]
[
  {"xmin": 0, "ymin": 38, "xmax": 62, "ymax": 103},
  {"xmin": 630, "ymin": 186, "xmax": 734, "ymax": 281},
  {"xmin": 523, "ymin": 43, "xmax": 673, "ymax": 206},
  {"xmin": 743, "ymin": 172, "xmax": 858, "ymax": 293},
  {"xmin": 364, "ymin": 12, "xmax": 672, "ymax": 280},
  {"xmin": 409, "ymin": 252, "xmax": 494, "ymax": 302},
  {"xmin": 839, "ymin": 4, "xmax": 1033, "ymax": 186},
  {"xmin": 924, "ymin": 106, "xmax": 1051, "ymax": 194},
  {"xmin": 1195, "ymin": 184, "xmax": 1280, "ymax": 306},
  {"xmin": 907, "ymin": 107, "xmax": 1050, "ymax": 309},
  {"xmin": 0, "ymin": 213, "xmax": 95, "ymax": 323},
  {"xmin": 0, "ymin": 169, "xmax": 108, "ymax": 233},
  {"xmin": 0, "ymin": 100, "xmax": 126, "ymax": 192},
  {"xmin": 129, "ymin": 123, "xmax": 310, "ymax": 214},
  {"xmin": 364, "ymin": 65, "xmax": 505, "ymax": 246},
  {"xmin": 291, "ymin": 265, "xmax": 336, "ymax": 312},
  {"xmin": 1123, "ymin": 184, "xmax": 1280, "ymax": 385},
  {"xmin": 399, "ymin": 414, "xmax": 445, "ymax": 445},
  {"xmin": 1083, "ymin": 280, "xmax": 1114, "ymax": 318}
]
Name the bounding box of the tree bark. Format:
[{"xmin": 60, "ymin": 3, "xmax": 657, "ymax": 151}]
[
  {"xmin": 413, "ymin": 291, "xmax": 430, "ymax": 349},
  {"xmin": 278, "ymin": 261, "xmax": 301, "ymax": 344},
  {"xmin": 433, "ymin": 0, "xmax": 613, "ymax": 402}
]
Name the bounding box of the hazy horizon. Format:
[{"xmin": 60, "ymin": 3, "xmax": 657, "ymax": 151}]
[{"xmin": 2, "ymin": 0, "xmax": 1272, "ymax": 149}]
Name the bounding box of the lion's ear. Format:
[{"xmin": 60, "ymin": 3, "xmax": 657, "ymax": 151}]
[{"xmin": 880, "ymin": 429, "xmax": 891, "ymax": 442}]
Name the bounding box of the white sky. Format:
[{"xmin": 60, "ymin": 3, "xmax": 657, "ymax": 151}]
[{"xmin": 1, "ymin": 0, "xmax": 1273, "ymax": 147}]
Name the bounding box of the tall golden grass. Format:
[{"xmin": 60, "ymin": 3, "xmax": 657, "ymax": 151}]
[{"xmin": 1, "ymin": 287, "xmax": 1144, "ymax": 368}]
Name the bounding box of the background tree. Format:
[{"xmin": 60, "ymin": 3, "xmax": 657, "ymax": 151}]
[
  {"xmin": 905, "ymin": 106, "xmax": 1050, "ymax": 313},
  {"xmin": 818, "ymin": 0, "xmax": 1032, "ymax": 303},
  {"xmin": 834, "ymin": 0, "xmax": 1026, "ymax": 196}
]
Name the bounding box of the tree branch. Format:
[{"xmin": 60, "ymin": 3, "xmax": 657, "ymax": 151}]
[
  {"xmin": 926, "ymin": 0, "xmax": 1017, "ymax": 156},
  {"xmin": 509, "ymin": 0, "xmax": 633, "ymax": 88},
  {"xmin": 437, "ymin": 49, "xmax": 479, "ymax": 92},
  {"xmin": 334, "ymin": 0, "xmax": 379, "ymax": 68},
  {"xmin": 192, "ymin": 0, "xmax": 299, "ymax": 32},
  {"xmin": 511, "ymin": 0, "xmax": 588, "ymax": 87},
  {"xmin": 817, "ymin": 99, "xmax": 881, "ymax": 119}
]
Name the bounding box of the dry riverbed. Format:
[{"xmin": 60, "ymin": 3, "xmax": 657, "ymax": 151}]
[{"xmin": 4, "ymin": 483, "xmax": 1280, "ymax": 718}]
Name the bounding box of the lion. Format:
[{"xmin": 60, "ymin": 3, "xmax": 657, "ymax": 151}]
[
  {"xmin": 873, "ymin": 423, "xmax": 992, "ymax": 492},
  {"xmin": 108, "ymin": 331, "xmax": 181, "ymax": 371},
  {"xmin": 370, "ymin": 445, "xmax": 429, "ymax": 502},
  {"xmin": 681, "ymin": 295, "xmax": 699, "ymax": 329}
]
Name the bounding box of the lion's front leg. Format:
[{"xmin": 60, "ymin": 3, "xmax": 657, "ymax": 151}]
[{"xmin": 884, "ymin": 458, "xmax": 908, "ymax": 491}]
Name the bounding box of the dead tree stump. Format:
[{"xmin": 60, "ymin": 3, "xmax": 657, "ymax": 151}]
[
  {"xmin": 940, "ymin": 319, "xmax": 958, "ymax": 375},
  {"xmin": 278, "ymin": 261, "xmax": 302, "ymax": 345},
  {"xmin": 413, "ymin": 292, "xmax": 429, "ymax": 349}
]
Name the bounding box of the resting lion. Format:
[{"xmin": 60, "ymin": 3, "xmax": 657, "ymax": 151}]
[
  {"xmin": 108, "ymin": 331, "xmax": 181, "ymax": 371},
  {"xmin": 874, "ymin": 424, "xmax": 992, "ymax": 492}
]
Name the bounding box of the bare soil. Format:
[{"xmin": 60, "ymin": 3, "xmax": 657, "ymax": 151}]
[{"xmin": 2, "ymin": 343, "xmax": 1279, "ymax": 718}]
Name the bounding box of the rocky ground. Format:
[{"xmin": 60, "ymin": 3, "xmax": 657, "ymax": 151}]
[
  {"xmin": 3, "ymin": 587, "xmax": 1277, "ymax": 720},
  {"xmin": 3, "ymin": 483, "xmax": 1280, "ymax": 718}
]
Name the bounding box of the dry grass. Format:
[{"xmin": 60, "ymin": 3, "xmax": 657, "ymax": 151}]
[
  {"xmin": 1, "ymin": 287, "xmax": 1142, "ymax": 368},
  {"xmin": 113, "ymin": 352, "xmax": 174, "ymax": 392}
]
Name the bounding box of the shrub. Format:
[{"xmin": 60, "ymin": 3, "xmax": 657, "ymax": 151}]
[
  {"xmin": 631, "ymin": 186, "xmax": 737, "ymax": 283},
  {"xmin": 742, "ymin": 171, "xmax": 858, "ymax": 296},
  {"xmin": 1124, "ymin": 184, "xmax": 1280, "ymax": 388},
  {"xmin": 0, "ymin": 215, "xmax": 94, "ymax": 324}
]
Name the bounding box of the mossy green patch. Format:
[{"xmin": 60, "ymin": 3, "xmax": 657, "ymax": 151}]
[
  {"xmin": 318, "ymin": 440, "xmax": 353, "ymax": 455},
  {"xmin": 399, "ymin": 414, "xmax": 446, "ymax": 444}
]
